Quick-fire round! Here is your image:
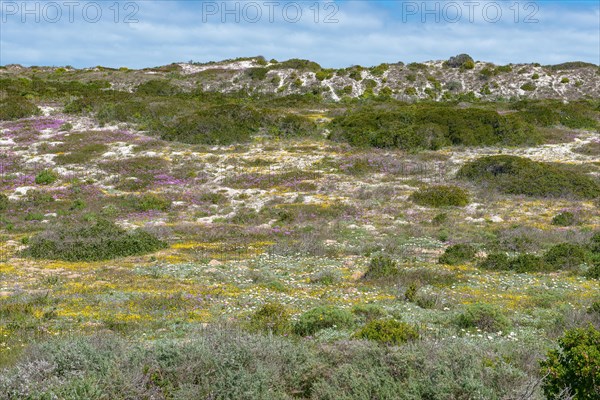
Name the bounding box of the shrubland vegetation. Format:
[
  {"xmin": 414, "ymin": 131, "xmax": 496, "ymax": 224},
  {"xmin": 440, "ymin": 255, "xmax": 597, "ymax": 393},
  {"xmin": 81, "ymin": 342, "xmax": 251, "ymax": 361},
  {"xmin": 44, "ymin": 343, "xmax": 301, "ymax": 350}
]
[
  {"xmin": 23, "ymin": 218, "xmax": 167, "ymax": 261},
  {"xmin": 458, "ymin": 155, "xmax": 600, "ymax": 199},
  {"xmin": 1, "ymin": 60, "xmax": 599, "ymax": 398}
]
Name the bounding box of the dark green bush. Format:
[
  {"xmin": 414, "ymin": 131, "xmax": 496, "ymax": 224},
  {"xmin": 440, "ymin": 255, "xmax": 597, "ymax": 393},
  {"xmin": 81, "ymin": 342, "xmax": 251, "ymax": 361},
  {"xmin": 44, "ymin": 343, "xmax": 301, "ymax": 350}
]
[
  {"xmin": 520, "ymin": 82, "xmax": 536, "ymax": 91},
  {"xmin": 354, "ymin": 319, "xmax": 419, "ymax": 345},
  {"xmin": 363, "ymin": 254, "xmax": 399, "ymax": 279},
  {"xmin": 478, "ymin": 253, "xmax": 511, "ymax": 270},
  {"xmin": 438, "ymin": 244, "xmax": 477, "ymax": 265},
  {"xmin": 458, "ymin": 155, "xmax": 600, "ymax": 199},
  {"xmin": 589, "ymin": 232, "xmax": 600, "ymax": 254},
  {"xmin": 540, "ymin": 325, "xmax": 600, "ymax": 399},
  {"xmin": 24, "ymin": 219, "xmax": 167, "ymax": 261},
  {"xmin": 0, "ymin": 194, "xmax": 8, "ymax": 211},
  {"xmin": 552, "ymin": 211, "xmax": 577, "ymax": 226},
  {"xmin": 586, "ymin": 263, "xmax": 600, "ymax": 280},
  {"xmin": 456, "ymin": 303, "xmax": 510, "ymax": 332},
  {"xmin": 543, "ymin": 243, "xmax": 589, "ymax": 271},
  {"xmin": 446, "ymin": 54, "xmax": 475, "ymax": 69},
  {"xmin": 135, "ymin": 80, "xmax": 179, "ymax": 96},
  {"xmin": 249, "ymin": 303, "xmax": 291, "ymax": 335},
  {"xmin": 0, "ymin": 95, "xmax": 40, "ymax": 120},
  {"xmin": 160, "ymin": 104, "xmax": 265, "ymax": 145},
  {"xmin": 410, "ymin": 185, "xmax": 470, "ymax": 207},
  {"xmin": 294, "ymin": 306, "xmax": 354, "ymax": 336},
  {"xmin": 514, "ymin": 100, "xmax": 598, "ymax": 129},
  {"xmin": 509, "ymin": 253, "xmax": 547, "ymax": 273},
  {"xmin": 328, "ymin": 104, "xmax": 538, "ymax": 151},
  {"xmin": 35, "ymin": 170, "xmax": 58, "ymax": 185}
]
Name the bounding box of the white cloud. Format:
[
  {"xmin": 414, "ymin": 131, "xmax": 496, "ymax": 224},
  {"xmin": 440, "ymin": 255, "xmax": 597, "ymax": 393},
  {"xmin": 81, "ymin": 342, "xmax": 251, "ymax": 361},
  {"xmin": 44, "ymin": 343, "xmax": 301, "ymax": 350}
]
[{"xmin": 0, "ymin": 0, "xmax": 597, "ymax": 68}]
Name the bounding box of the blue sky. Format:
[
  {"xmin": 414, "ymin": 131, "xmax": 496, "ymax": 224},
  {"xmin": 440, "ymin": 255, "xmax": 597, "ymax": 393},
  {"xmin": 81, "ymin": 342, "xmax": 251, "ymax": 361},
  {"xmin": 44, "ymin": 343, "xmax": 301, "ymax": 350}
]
[{"xmin": 1, "ymin": 0, "xmax": 599, "ymax": 68}]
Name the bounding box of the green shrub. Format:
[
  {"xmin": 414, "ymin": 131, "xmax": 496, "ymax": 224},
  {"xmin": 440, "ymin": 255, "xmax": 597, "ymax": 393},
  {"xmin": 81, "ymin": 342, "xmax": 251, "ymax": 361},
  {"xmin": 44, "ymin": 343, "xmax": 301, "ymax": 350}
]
[
  {"xmin": 560, "ymin": 77, "xmax": 570, "ymax": 84},
  {"xmin": 509, "ymin": 253, "xmax": 547, "ymax": 273},
  {"xmin": 458, "ymin": 155, "xmax": 600, "ymax": 199},
  {"xmin": 135, "ymin": 80, "xmax": 179, "ymax": 96},
  {"xmin": 531, "ymin": 73, "xmax": 540, "ymax": 80},
  {"xmin": 134, "ymin": 194, "xmax": 171, "ymax": 212},
  {"xmin": 315, "ymin": 70, "xmax": 334, "ymax": 81},
  {"xmin": 310, "ymin": 269, "xmax": 342, "ymax": 285},
  {"xmin": 543, "ymin": 243, "xmax": 589, "ymax": 271},
  {"xmin": 0, "ymin": 95, "xmax": 40, "ymax": 120},
  {"xmin": 351, "ymin": 304, "xmax": 387, "ymax": 323},
  {"xmin": 438, "ymin": 244, "xmax": 477, "ymax": 265},
  {"xmin": 24, "ymin": 218, "xmax": 167, "ymax": 261},
  {"xmin": 478, "ymin": 253, "xmax": 511, "ymax": 271},
  {"xmin": 247, "ymin": 67, "xmax": 269, "ymax": 81},
  {"xmin": 589, "ymin": 232, "xmax": 600, "ymax": 254},
  {"xmin": 329, "ymin": 104, "xmax": 538, "ymax": 151},
  {"xmin": 514, "ymin": 100, "xmax": 598, "ymax": 129},
  {"xmin": 552, "ymin": 211, "xmax": 577, "ymax": 226},
  {"xmin": 586, "ymin": 263, "xmax": 600, "ymax": 280},
  {"xmin": 35, "ymin": 170, "xmax": 58, "ymax": 185},
  {"xmin": 364, "ymin": 254, "xmax": 399, "ymax": 279},
  {"xmin": 294, "ymin": 306, "xmax": 354, "ymax": 336},
  {"xmin": 520, "ymin": 82, "xmax": 536, "ymax": 91},
  {"xmin": 0, "ymin": 194, "xmax": 8, "ymax": 211},
  {"xmin": 410, "ymin": 185, "xmax": 470, "ymax": 208},
  {"xmin": 540, "ymin": 325, "xmax": 600, "ymax": 399},
  {"xmin": 456, "ymin": 303, "xmax": 510, "ymax": 332},
  {"xmin": 446, "ymin": 54, "xmax": 475, "ymax": 69},
  {"xmin": 431, "ymin": 212, "xmax": 448, "ymax": 225},
  {"xmin": 249, "ymin": 303, "xmax": 291, "ymax": 335},
  {"xmin": 354, "ymin": 319, "xmax": 419, "ymax": 345}
]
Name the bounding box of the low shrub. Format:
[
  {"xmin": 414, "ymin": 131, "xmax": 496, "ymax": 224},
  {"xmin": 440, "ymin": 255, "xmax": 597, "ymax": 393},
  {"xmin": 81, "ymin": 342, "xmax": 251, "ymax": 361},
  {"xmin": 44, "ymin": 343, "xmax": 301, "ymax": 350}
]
[
  {"xmin": 354, "ymin": 319, "xmax": 419, "ymax": 345},
  {"xmin": 458, "ymin": 155, "xmax": 600, "ymax": 199},
  {"xmin": 509, "ymin": 253, "xmax": 547, "ymax": 273},
  {"xmin": 328, "ymin": 104, "xmax": 538, "ymax": 151},
  {"xmin": 135, "ymin": 79, "xmax": 179, "ymax": 96},
  {"xmin": 589, "ymin": 232, "xmax": 600, "ymax": 254},
  {"xmin": 248, "ymin": 303, "xmax": 291, "ymax": 335},
  {"xmin": 446, "ymin": 54, "xmax": 475, "ymax": 69},
  {"xmin": 456, "ymin": 303, "xmax": 511, "ymax": 333},
  {"xmin": 438, "ymin": 244, "xmax": 477, "ymax": 265},
  {"xmin": 520, "ymin": 82, "xmax": 536, "ymax": 91},
  {"xmin": 35, "ymin": 169, "xmax": 58, "ymax": 185},
  {"xmin": 294, "ymin": 306, "xmax": 354, "ymax": 336},
  {"xmin": 351, "ymin": 304, "xmax": 387, "ymax": 323},
  {"xmin": 310, "ymin": 269, "xmax": 342, "ymax": 285},
  {"xmin": 363, "ymin": 254, "xmax": 399, "ymax": 280},
  {"xmin": 543, "ymin": 243, "xmax": 589, "ymax": 271},
  {"xmin": 0, "ymin": 194, "xmax": 8, "ymax": 211},
  {"xmin": 551, "ymin": 211, "xmax": 577, "ymax": 226},
  {"xmin": 0, "ymin": 95, "xmax": 40, "ymax": 120},
  {"xmin": 409, "ymin": 185, "xmax": 470, "ymax": 207},
  {"xmin": 586, "ymin": 263, "xmax": 600, "ymax": 280},
  {"xmin": 24, "ymin": 218, "xmax": 167, "ymax": 261},
  {"xmin": 540, "ymin": 325, "xmax": 600, "ymax": 399},
  {"xmin": 478, "ymin": 252, "xmax": 511, "ymax": 271},
  {"xmin": 133, "ymin": 193, "xmax": 171, "ymax": 212}
]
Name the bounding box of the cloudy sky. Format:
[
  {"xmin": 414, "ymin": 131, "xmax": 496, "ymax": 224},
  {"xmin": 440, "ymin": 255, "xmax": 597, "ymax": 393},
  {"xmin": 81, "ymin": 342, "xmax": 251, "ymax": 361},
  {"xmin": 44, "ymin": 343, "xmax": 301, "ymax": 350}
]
[{"xmin": 1, "ymin": 0, "xmax": 599, "ymax": 68}]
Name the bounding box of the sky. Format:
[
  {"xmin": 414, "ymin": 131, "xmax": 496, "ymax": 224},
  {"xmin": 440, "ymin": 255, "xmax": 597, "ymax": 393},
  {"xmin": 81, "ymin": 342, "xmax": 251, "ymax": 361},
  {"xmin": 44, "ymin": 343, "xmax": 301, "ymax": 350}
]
[{"xmin": 0, "ymin": 0, "xmax": 599, "ymax": 68}]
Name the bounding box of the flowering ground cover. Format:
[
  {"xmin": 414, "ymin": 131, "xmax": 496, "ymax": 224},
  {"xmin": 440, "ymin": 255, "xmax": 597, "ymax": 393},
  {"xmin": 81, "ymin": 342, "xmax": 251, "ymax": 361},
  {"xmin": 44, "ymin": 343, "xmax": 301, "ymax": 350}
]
[{"xmin": 0, "ymin": 90, "xmax": 599, "ymax": 398}]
